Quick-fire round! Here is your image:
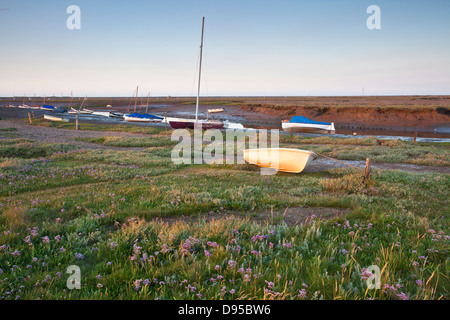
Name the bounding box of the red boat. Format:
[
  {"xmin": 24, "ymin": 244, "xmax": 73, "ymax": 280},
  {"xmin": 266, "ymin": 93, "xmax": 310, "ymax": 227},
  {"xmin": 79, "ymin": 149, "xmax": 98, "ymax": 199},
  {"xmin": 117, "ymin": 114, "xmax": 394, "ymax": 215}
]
[{"xmin": 169, "ymin": 119, "xmax": 224, "ymax": 130}]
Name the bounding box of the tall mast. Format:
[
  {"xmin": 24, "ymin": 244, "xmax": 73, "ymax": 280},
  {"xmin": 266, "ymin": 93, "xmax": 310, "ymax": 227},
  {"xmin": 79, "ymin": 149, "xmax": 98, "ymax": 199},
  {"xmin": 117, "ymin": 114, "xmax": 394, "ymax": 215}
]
[{"xmin": 195, "ymin": 17, "xmax": 205, "ymax": 121}]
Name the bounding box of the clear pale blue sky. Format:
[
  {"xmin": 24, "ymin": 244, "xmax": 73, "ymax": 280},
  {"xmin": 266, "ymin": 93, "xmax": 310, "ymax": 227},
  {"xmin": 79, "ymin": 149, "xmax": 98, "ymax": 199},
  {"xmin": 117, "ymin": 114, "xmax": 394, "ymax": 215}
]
[{"xmin": 1, "ymin": 0, "xmax": 449, "ymax": 97}]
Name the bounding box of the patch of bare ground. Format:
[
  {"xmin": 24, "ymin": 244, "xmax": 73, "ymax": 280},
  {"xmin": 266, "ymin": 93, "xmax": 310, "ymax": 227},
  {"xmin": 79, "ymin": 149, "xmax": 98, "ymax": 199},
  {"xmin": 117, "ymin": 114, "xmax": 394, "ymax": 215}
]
[
  {"xmin": 157, "ymin": 206, "xmax": 349, "ymax": 227},
  {"xmin": 0, "ymin": 118, "xmax": 148, "ymax": 150},
  {"xmin": 304, "ymin": 157, "xmax": 450, "ymax": 174}
]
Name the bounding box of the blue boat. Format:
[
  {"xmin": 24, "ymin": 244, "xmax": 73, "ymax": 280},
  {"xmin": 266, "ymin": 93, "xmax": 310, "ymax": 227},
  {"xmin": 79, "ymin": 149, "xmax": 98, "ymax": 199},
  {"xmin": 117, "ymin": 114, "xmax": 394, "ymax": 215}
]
[
  {"xmin": 282, "ymin": 116, "xmax": 335, "ymax": 134},
  {"xmin": 123, "ymin": 112, "xmax": 163, "ymax": 122},
  {"xmin": 41, "ymin": 104, "xmax": 55, "ymax": 111}
]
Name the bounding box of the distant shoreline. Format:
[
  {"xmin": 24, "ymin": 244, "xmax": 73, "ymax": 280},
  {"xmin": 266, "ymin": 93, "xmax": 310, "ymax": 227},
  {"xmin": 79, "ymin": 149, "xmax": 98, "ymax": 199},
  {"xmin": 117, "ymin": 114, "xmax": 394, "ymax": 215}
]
[{"xmin": 1, "ymin": 95, "xmax": 449, "ymax": 138}]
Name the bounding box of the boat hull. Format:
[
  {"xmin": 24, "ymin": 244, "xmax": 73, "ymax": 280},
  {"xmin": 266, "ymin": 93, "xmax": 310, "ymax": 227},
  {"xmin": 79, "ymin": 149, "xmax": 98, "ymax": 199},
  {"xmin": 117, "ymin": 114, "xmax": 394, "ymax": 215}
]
[
  {"xmin": 169, "ymin": 120, "xmax": 224, "ymax": 130},
  {"xmin": 207, "ymin": 108, "xmax": 224, "ymax": 113},
  {"xmin": 282, "ymin": 122, "xmax": 335, "ymax": 134},
  {"xmin": 91, "ymin": 111, "xmax": 111, "ymax": 117},
  {"xmin": 123, "ymin": 116, "xmax": 151, "ymax": 122},
  {"xmin": 44, "ymin": 115, "xmax": 69, "ymax": 122},
  {"xmin": 243, "ymin": 148, "xmax": 317, "ymax": 173}
]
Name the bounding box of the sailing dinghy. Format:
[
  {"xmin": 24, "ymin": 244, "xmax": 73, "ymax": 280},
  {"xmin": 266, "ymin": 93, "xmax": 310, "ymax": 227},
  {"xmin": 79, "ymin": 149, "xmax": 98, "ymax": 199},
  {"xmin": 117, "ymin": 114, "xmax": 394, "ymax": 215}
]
[
  {"xmin": 243, "ymin": 148, "xmax": 317, "ymax": 173},
  {"xmin": 282, "ymin": 116, "xmax": 335, "ymax": 134}
]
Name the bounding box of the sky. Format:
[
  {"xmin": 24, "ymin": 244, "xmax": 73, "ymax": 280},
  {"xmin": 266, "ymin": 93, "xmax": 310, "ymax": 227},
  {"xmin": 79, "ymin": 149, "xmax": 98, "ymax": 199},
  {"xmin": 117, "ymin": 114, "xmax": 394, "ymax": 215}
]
[{"xmin": 0, "ymin": 0, "xmax": 449, "ymax": 97}]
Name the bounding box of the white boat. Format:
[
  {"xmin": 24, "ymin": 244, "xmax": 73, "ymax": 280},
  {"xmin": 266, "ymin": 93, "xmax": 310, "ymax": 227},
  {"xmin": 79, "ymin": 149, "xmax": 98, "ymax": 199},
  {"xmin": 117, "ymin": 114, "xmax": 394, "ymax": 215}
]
[
  {"xmin": 44, "ymin": 114, "xmax": 69, "ymax": 122},
  {"xmin": 79, "ymin": 108, "xmax": 94, "ymax": 114},
  {"xmin": 208, "ymin": 108, "xmax": 224, "ymax": 114},
  {"xmin": 68, "ymin": 107, "xmax": 79, "ymax": 114},
  {"xmin": 18, "ymin": 104, "xmax": 31, "ymax": 109},
  {"xmin": 282, "ymin": 116, "xmax": 335, "ymax": 134},
  {"xmin": 223, "ymin": 121, "xmax": 244, "ymax": 129},
  {"xmin": 6, "ymin": 104, "xmax": 16, "ymax": 108},
  {"xmin": 91, "ymin": 111, "xmax": 111, "ymax": 117},
  {"xmin": 243, "ymin": 148, "xmax": 317, "ymax": 173}
]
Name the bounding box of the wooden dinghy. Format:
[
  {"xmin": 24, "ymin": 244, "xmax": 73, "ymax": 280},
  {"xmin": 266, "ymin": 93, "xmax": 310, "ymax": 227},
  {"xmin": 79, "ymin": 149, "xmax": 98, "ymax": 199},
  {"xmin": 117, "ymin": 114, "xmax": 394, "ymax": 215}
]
[
  {"xmin": 44, "ymin": 114, "xmax": 69, "ymax": 122},
  {"xmin": 243, "ymin": 148, "xmax": 317, "ymax": 173}
]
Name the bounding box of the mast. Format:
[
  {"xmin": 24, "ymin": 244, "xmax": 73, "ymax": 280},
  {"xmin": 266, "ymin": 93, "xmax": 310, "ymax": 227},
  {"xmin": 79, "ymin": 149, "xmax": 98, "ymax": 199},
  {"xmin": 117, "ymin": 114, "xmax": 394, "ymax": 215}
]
[
  {"xmin": 145, "ymin": 91, "xmax": 150, "ymax": 113},
  {"xmin": 195, "ymin": 17, "xmax": 205, "ymax": 121},
  {"xmin": 134, "ymin": 86, "xmax": 139, "ymax": 113}
]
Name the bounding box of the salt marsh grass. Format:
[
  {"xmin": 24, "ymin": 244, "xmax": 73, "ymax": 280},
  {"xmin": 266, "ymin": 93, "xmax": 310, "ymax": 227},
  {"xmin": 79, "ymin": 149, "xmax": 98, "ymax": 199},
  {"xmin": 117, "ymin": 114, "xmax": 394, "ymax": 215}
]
[{"xmin": 0, "ymin": 126, "xmax": 448, "ymax": 300}]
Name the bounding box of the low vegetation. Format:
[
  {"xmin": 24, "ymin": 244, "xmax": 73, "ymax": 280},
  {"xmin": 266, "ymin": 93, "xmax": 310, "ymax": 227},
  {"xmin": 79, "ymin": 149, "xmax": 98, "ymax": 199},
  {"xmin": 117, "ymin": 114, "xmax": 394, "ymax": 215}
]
[{"xmin": 0, "ymin": 123, "xmax": 449, "ymax": 300}]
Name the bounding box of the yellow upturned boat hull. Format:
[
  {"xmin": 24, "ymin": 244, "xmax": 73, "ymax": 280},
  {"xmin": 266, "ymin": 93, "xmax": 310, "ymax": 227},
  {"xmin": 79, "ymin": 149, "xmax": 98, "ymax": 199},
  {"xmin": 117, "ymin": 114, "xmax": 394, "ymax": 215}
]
[{"xmin": 243, "ymin": 148, "xmax": 317, "ymax": 173}]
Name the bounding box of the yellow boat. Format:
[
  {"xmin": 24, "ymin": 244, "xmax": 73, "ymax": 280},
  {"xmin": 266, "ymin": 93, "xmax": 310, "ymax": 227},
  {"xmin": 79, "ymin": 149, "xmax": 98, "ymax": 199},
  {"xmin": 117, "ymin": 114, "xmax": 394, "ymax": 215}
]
[{"xmin": 243, "ymin": 148, "xmax": 317, "ymax": 173}]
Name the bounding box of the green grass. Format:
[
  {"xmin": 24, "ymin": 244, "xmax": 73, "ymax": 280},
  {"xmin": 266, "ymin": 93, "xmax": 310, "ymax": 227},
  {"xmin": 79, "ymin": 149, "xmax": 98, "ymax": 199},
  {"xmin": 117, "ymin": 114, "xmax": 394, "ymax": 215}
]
[
  {"xmin": 31, "ymin": 118, "xmax": 165, "ymax": 135},
  {"xmin": 75, "ymin": 136, "xmax": 177, "ymax": 148},
  {"xmin": 0, "ymin": 128, "xmax": 449, "ymax": 300},
  {"xmin": 279, "ymin": 136, "xmax": 450, "ymax": 167}
]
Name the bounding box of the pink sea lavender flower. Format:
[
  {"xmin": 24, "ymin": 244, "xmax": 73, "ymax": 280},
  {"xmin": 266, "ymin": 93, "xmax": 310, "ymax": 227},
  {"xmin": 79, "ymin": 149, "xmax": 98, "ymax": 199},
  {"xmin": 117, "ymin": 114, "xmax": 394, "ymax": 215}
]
[
  {"xmin": 41, "ymin": 236, "xmax": 50, "ymax": 244},
  {"xmin": 207, "ymin": 241, "xmax": 218, "ymax": 247},
  {"xmin": 297, "ymin": 289, "xmax": 307, "ymax": 299},
  {"xmin": 360, "ymin": 268, "xmax": 374, "ymax": 280},
  {"xmin": 75, "ymin": 252, "xmax": 84, "ymax": 259},
  {"xmin": 396, "ymin": 292, "xmax": 409, "ymax": 300},
  {"xmin": 227, "ymin": 260, "xmax": 236, "ymax": 268}
]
